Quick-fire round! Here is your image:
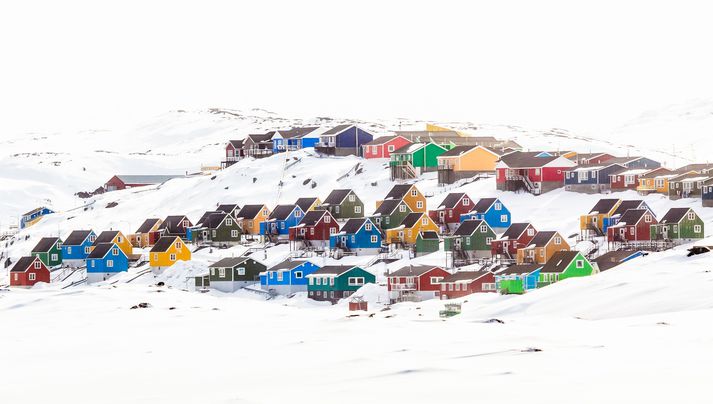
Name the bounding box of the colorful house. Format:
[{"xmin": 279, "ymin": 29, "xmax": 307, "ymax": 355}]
[
  {"xmin": 158, "ymin": 215, "xmax": 193, "ymax": 239},
  {"xmin": 223, "ymin": 139, "xmax": 244, "ymax": 168},
  {"xmin": 606, "ymin": 209, "xmax": 658, "ymax": 245},
  {"xmin": 459, "ymin": 197, "xmax": 511, "ymax": 231},
  {"xmin": 329, "ymin": 218, "xmax": 382, "ymax": 255},
  {"xmin": 703, "ymin": 177, "xmax": 713, "ymax": 207},
  {"xmin": 9, "ymin": 256, "xmax": 50, "ymax": 288},
  {"xmin": 610, "ymin": 168, "xmax": 656, "ymax": 191},
  {"xmin": 439, "ymin": 271, "xmax": 497, "ymax": 299},
  {"xmin": 362, "ymin": 135, "xmax": 412, "ymax": 159},
  {"xmin": 390, "ymin": 142, "xmax": 448, "ymax": 180},
  {"xmin": 579, "ymin": 198, "xmax": 622, "ymax": 236},
  {"xmin": 235, "ymin": 205, "xmax": 271, "ymax": 236},
  {"xmin": 444, "ymin": 219, "xmax": 496, "ymax": 260},
  {"xmin": 216, "ymin": 203, "xmax": 241, "ymax": 219},
  {"xmin": 30, "ymin": 237, "xmax": 62, "ymax": 268},
  {"xmin": 149, "ymin": 236, "xmax": 191, "ymax": 269},
  {"xmin": 516, "ymin": 231, "xmax": 569, "ymax": 264},
  {"xmin": 295, "ymin": 197, "xmax": 321, "ymax": 213},
  {"xmin": 103, "ymin": 175, "xmax": 183, "ymax": 191},
  {"xmin": 369, "ymin": 199, "xmax": 412, "ymax": 231},
  {"xmin": 208, "ymin": 257, "xmax": 266, "ymax": 292},
  {"xmin": 564, "ymin": 163, "xmax": 626, "ymax": 194},
  {"xmin": 86, "ymin": 242, "xmax": 129, "ymax": 284},
  {"xmin": 260, "ymin": 204, "xmax": 304, "ymax": 240},
  {"xmin": 608, "ymin": 200, "xmax": 652, "ymax": 228},
  {"xmin": 315, "ymin": 124, "xmax": 374, "ymax": 157},
  {"xmin": 415, "ymin": 231, "xmax": 440, "ymax": 256},
  {"xmin": 636, "ymin": 168, "xmax": 676, "ymax": 195},
  {"xmin": 490, "ymin": 223, "xmax": 537, "ymax": 259},
  {"xmin": 20, "ymin": 206, "xmax": 54, "ymax": 229},
  {"xmin": 306, "ymin": 265, "xmax": 376, "ymax": 304},
  {"xmin": 319, "ymin": 189, "xmax": 364, "ymax": 219},
  {"xmin": 593, "ymin": 250, "xmax": 644, "ymax": 272},
  {"xmin": 436, "ymin": 145, "xmax": 502, "ymax": 185},
  {"xmin": 385, "ymin": 212, "xmax": 439, "ymax": 245},
  {"xmin": 387, "ymin": 265, "xmax": 451, "ymax": 302},
  {"xmin": 667, "ymin": 172, "xmax": 712, "ymax": 200},
  {"xmin": 192, "ymin": 212, "xmax": 242, "ymax": 246},
  {"xmin": 61, "ymin": 230, "xmax": 97, "ymax": 267},
  {"xmin": 495, "ymin": 264, "xmax": 542, "ymax": 294},
  {"xmin": 429, "ymin": 192, "xmax": 473, "ymax": 232},
  {"xmin": 93, "ymin": 231, "xmax": 133, "ymax": 257},
  {"xmin": 650, "ymin": 208, "xmax": 705, "ymax": 242},
  {"xmin": 378, "ymin": 184, "xmax": 427, "ymax": 213},
  {"xmin": 495, "ymin": 151, "xmax": 577, "ymax": 194},
  {"xmin": 289, "ymin": 210, "xmax": 340, "ymax": 249},
  {"xmin": 130, "ymin": 218, "xmax": 162, "ymax": 248},
  {"xmin": 272, "ymin": 127, "xmax": 320, "ymax": 153},
  {"xmin": 538, "ymin": 251, "xmax": 596, "ymax": 287},
  {"xmin": 260, "ymin": 259, "xmax": 320, "ymax": 295}
]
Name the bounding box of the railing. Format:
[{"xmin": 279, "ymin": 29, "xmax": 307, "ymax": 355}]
[
  {"xmin": 437, "ymin": 162, "xmax": 454, "ymax": 170},
  {"xmin": 317, "ymin": 142, "xmax": 336, "ymax": 148},
  {"xmin": 390, "ymin": 283, "xmax": 417, "ymax": 290}
]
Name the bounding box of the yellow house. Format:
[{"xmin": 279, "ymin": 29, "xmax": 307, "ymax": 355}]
[
  {"xmin": 636, "ymin": 168, "xmax": 676, "ymax": 194},
  {"xmin": 150, "ymin": 236, "xmax": 191, "ymax": 268},
  {"xmin": 295, "ymin": 197, "xmax": 321, "ymax": 212},
  {"xmin": 437, "ymin": 145, "xmax": 502, "ymax": 172},
  {"xmin": 236, "ymin": 204, "xmax": 271, "ymax": 235},
  {"xmin": 385, "ymin": 212, "xmax": 439, "ymax": 245},
  {"xmin": 579, "ymin": 199, "xmax": 621, "ymax": 235},
  {"xmin": 516, "ymin": 231, "xmax": 569, "ymax": 264},
  {"xmin": 129, "ymin": 218, "xmax": 162, "ymax": 248},
  {"xmin": 376, "ymin": 184, "xmax": 427, "ymax": 213},
  {"xmin": 93, "ymin": 230, "xmax": 133, "ymax": 256}
]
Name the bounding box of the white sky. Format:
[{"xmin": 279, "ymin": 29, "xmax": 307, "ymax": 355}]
[{"xmin": 1, "ymin": 0, "xmax": 713, "ymax": 134}]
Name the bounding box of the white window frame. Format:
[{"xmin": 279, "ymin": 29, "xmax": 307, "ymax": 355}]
[
  {"xmin": 354, "ymin": 206, "xmax": 362, "ymax": 214},
  {"xmin": 29, "ymin": 273, "xmax": 36, "ymax": 281}
]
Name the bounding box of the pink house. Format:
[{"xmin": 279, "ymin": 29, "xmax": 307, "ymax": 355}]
[{"xmin": 362, "ymin": 135, "xmax": 412, "ymax": 159}]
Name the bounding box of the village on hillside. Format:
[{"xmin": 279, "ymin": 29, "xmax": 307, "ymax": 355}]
[{"xmin": 4, "ymin": 123, "xmax": 711, "ymax": 308}]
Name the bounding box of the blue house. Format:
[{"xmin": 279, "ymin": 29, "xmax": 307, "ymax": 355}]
[
  {"xmin": 329, "ymin": 218, "xmax": 382, "ymax": 256},
  {"xmin": 20, "ymin": 206, "xmax": 54, "ymax": 229},
  {"xmin": 86, "ymin": 242, "xmax": 129, "ymax": 284},
  {"xmin": 272, "ymin": 127, "xmax": 321, "ymax": 153},
  {"xmin": 260, "ymin": 259, "xmax": 320, "ymax": 295},
  {"xmin": 316, "ymin": 124, "xmax": 374, "ymax": 157},
  {"xmin": 460, "ymin": 198, "xmax": 511, "ymax": 231},
  {"xmin": 564, "ymin": 163, "xmax": 626, "ymax": 194},
  {"xmin": 61, "ymin": 230, "xmax": 97, "ymax": 267},
  {"xmin": 495, "ymin": 264, "xmax": 542, "ymax": 294},
  {"xmin": 260, "ymin": 204, "xmax": 304, "ymax": 240}
]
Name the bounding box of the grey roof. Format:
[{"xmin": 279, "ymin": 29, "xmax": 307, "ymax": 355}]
[
  {"xmin": 393, "ymin": 130, "xmax": 460, "ymax": 141},
  {"xmin": 228, "ymin": 140, "xmax": 243, "ymax": 148},
  {"xmin": 322, "ymin": 124, "xmax": 353, "ymax": 136},
  {"xmin": 540, "ymin": 251, "xmax": 582, "ymax": 274},
  {"xmin": 87, "ymin": 243, "xmax": 119, "ymax": 259},
  {"xmin": 63, "ymin": 230, "xmax": 94, "ymax": 246},
  {"xmin": 323, "ymin": 189, "xmax": 354, "ymax": 205},
  {"xmin": 617, "ymin": 209, "xmax": 649, "ymax": 226},
  {"xmin": 438, "ymin": 145, "xmax": 501, "ymax": 158},
  {"xmin": 209, "ymin": 257, "xmax": 251, "ymax": 268},
  {"xmin": 11, "ymin": 256, "xmax": 42, "ymax": 273},
  {"xmin": 114, "ymin": 175, "xmax": 183, "ymax": 185},
  {"xmin": 299, "ymin": 210, "xmax": 328, "ymax": 226},
  {"xmin": 246, "ymin": 133, "xmax": 274, "ymax": 143},
  {"xmin": 277, "ymin": 127, "xmax": 319, "ymax": 139},
  {"xmin": 498, "ymin": 151, "xmax": 560, "ymax": 168},
  {"xmin": 441, "ymin": 271, "xmax": 491, "ymax": 283},
  {"xmin": 639, "ymin": 168, "xmax": 674, "ymax": 179},
  {"xmin": 471, "ymin": 198, "xmax": 497, "ymax": 213},
  {"xmin": 588, "ymin": 199, "xmax": 620, "ymax": 215},
  {"xmin": 202, "ymin": 212, "xmax": 229, "ymax": 229},
  {"xmin": 497, "ymin": 264, "xmax": 542, "ymax": 275},
  {"xmin": 339, "ymin": 218, "xmax": 367, "ymax": 234},
  {"xmin": 390, "ymin": 265, "xmax": 443, "ymax": 277},
  {"xmin": 136, "ymin": 219, "xmax": 161, "ymax": 233},
  {"xmin": 676, "ymin": 163, "xmax": 713, "ymax": 173},
  {"xmin": 216, "ymin": 204, "xmax": 240, "ymax": 214},
  {"xmin": 438, "ymin": 193, "xmax": 466, "ymax": 209},
  {"xmin": 400, "ymin": 213, "xmax": 426, "ymax": 228},
  {"xmin": 150, "ymin": 236, "xmax": 180, "ymax": 253},
  {"xmin": 500, "ymin": 223, "xmax": 533, "ymax": 240},
  {"xmin": 295, "ymin": 197, "xmax": 319, "ymax": 212},
  {"xmin": 94, "ymin": 231, "xmax": 119, "ymax": 245},
  {"xmin": 236, "ymin": 205, "xmax": 266, "ymax": 219},
  {"xmin": 160, "ymin": 216, "xmax": 190, "ymax": 233},
  {"xmin": 611, "ymin": 200, "xmax": 645, "ymax": 217},
  {"xmin": 268, "ymin": 259, "xmax": 310, "ymax": 271},
  {"xmin": 31, "ymin": 237, "xmax": 60, "ymax": 253},
  {"xmin": 384, "ymin": 184, "xmax": 414, "ymax": 200},
  {"xmin": 269, "ymin": 205, "xmax": 299, "ymax": 221},
  {"xmin": 453, "ymin": 220, "xmax": 485, "ymax": 236},
  {"xmin": 594, "ymin": 250, "xmax": 640, "ymax": 271},
  {"xmin": 528, "ymin": 231, "xmax": 557, "ymax": 247},
  {"xmin": 374, "ymin": 199, "xmax": 406, "ymax": 215},
  {"xmin": 419, "ymin": 231, "xmax": 439, "ymax": 240},
  {"xmin": 364, "ymin": 135, "xmax": 406, "ymax": 145},
  {"xmin": 311, "ymin": 265, "xmax": 358, "ymax": 276},
  {"xmin": 196, "ymin": 211, "xmax": 221, "ymax": 227},
  {"xmin": 659, "ymin": 208, "xmax": 694, "ymax": 224}
]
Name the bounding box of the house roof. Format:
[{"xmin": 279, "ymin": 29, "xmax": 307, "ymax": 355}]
[
  {"xmin": 339, "ymin": 218, "xmax": 367, "ymax": 234},
  {"xmin": 216, "ymin": 204, "xmax": 240, "ymax": 214},
  {"xmin": 322, "ymin": 189, "xmax": 354, "ymax": 205},
  {"xmin": 639, "ymin": 168, "xmax": 674, "ymax": 179},
  {"xmin": 209, "ymin": 257, "xmax": 251, "ymax": 268},
  {"xmin": 453, "ymin": 219, "xmax": 485, "ymax": 236},
  {"xmin": 136, "ymin": 219, "xmax": 161, "ymax": 233},
  {"xmin": 499, "ymin": 223, "xmax": 533, "ymax": 241},
  {"xmin": 441, "ymin": 270, "xmax": 491, "ymax": 283},
  {"xmin": 63, "ymin": 230, "xmax": 93, "ymax": 246},
  {"xmin": 438, "ymin": 193, "xmax": 466, "ymax": 209},
  {"xmin": 615, "ymin": 209, "xmax": 649, "ymax": 226},
  {"xmin": 196, "ymin": 211, "xmax": 222, "ymax": 226},
  {"xmin": 419, "ymin": 231, "xmax": 439, "ymax": 240},
  {"xmin": 540, "ymin": 251, "xmax": 582, "ymax": 273},
  {"xmin": 322, "ymin": 124, "xmax": 353, "ymax": 136},
  {"xmin": 373, "ymin": 199, "xmax": 404, "ymax": 215},
  {"xmin": 87, "ymin": 243, "xmax": 118, "ymax": 259},
  {"xmin": 364, "ymin": 135, "xmax": 406, "ymax": 146},
  {"xmin": 393, "ymin": 130, "xmax": 460, "ymax": 141},
  {"xmin": 498, "ymin": 151, "xmax": 560, "ymax": 168},
  {"xmin": 295, "ymin": 197, "xmax": 319, "ymax": 212},
  {"xmin": 228, "ymin": 139, "xmax": 243, "ymax": 148},
  {"xmin": 391, "ymin": 142, "xmax": 428, "ymax": 155},
  {"xmin": 384, "ymin": 184, "xmax": 414, "ymax": 200},
  {"xmin": 269, "ymin": 205, "xmax": 299, "ymax": 221},
  {"xmin": 94, "ymin": 231, "xmax": 120, "ymax": 245},
  {"xmin": 594, "ymin": 250, "xmax": 640, "ymax": 271},
  {"xmin": 588, "ymin": 199, "xmax": 620, "ymax": 215},
  {"xmin": 438, "ymin": 145, "xmax": 501, "ymax": 158},
  {"xmin": 150, "ymin": 237, "xmax": 180, "ymax": 253},
  {"xmin": 471, "ymin": 198, "xmax": 497, "ymax": 213},
  {"xmin": 277, "ymin": 127, "xmax": 319, "ymax": 139},
  {"xmin": 659, "ymin": 208, "xmax": 693, "ymax": 224},
  {"xmin": 236, "ymin": 205, "xmax": 266, "ymax": 219},
  {"xmin": 611, "ymin": 200, "xmax": 644, "ymax": 217},
  {"xmin": 676, "ymin": 163, "xmax": 713, "ymax": 173},
  {"xmin": 268, "ymin": 259, "xmax": 311, "ymax": 271},
  {"xmin": 11, "ymin": 256, "xmax": 42, "ymax": 273},
  {"xmin": 113, "ymin": 175, "xmax": 183, "ymax": 185},
  {"xmin": 202, "ymin": 212, "xmax": 229, "ymax": 229},
  {"xmin": 299, "ymin": 210, "xmax": 327, "ymax": 226},
  {"xmin": 310, "ymin": 265, "xmax": 358, "ymax": 276},
  {"xmin": 528, "ymin": 231, "xmax": 557, "ymax": 247},
  {"xmin": 161, "ymin": 216, "xmax": 189, "ymax": 232},
  {"xmin": 246, "ymin": 133, "xmax": 274, "ymax": 143},
  {"xmin": 31, "ymin": 237, "xmax": 60, "ymax": 253},
  {"xmin": 400, "ymin": 213, "xmax": 426, "ymax": 229},
  {"xmin": 23, "ymin": 206, "xmax": 51, "ymax": 216},
  {"xmin": 497, "ymin": 264, "xmax": 542, "ymax": 275},
  {"xmin": 390, "ymin": 265, "xmax": 442, "ymax": 277}
]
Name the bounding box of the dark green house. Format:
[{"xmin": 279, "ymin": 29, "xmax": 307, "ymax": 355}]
[
  {"xmin": 370, "ymin": 199, "xmax": 412, "ymax": 231},
  {"xmin": 307, "ymin": 265, "xmax": 375, "ymax": 304},
  {"xmin": 193, "ymin": 212, "xmax": 242, "ymax": 246},
  {"xmin": 318, "ymin": 189, "xmax": 364, "ymax": 220},
  {"xmin": 208, "ymin": 256, "xmax": 266, "ymax": 292},
  {"xmin": 415, "ymin": 231, "xmax": 440, "ymax": 256},
  {"xmin": 31, "ymin": 237, "xmax": 62, "ymax": 267},
  {"xmin": 650, "ymin": 207, "xmax": 704, "ymax": 242},
  {"xmin": 538, "ymin": 251, "xmax": 595, "ymax": 287},
  {"xmin": 443, "ymin": 219, "xmax": 495, "ymax": 259}
]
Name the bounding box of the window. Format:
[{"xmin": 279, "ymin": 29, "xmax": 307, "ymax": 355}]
[
  {"xmin": 329, "ymin": 277, "xmax": 334, "ymax": 286},
  {"xmin": 316, "ymin": 278, "xmax": 321, "ymax": 285},
  {"xmin": 295, "ymin": 210, "xmax": 302, "ymax": 217},
  {"xmin": 388, "ymin": 145, "xmax": 395, "ymax": 152},
  {"xmin": 226, "ymin": 218, "xmax": 232, "ymax": 226},
  {"xmin": 85, "ymin": 246, "xmax": 91, "ymax": 254},
  {"xmin": 482, "ymin": 283, "xmax": 496, "ymax": 291},
  {"xmin": 219, "ymin": 268, "xmax": 225, "ymax": 277},
  {"xmin": 107, "ymin": 260, "xmax": 114, "ymax": 268},
  {"xmin": 51, "ymin": 253, "xmax": 58, "ymax": 261},
  {"xmin": 351, "ymin": 235, "xmax": 356, "ymax": 243},
  {"xmin": 277, "ymin": 271, "xmax": 283, "ymax": 281},
  {"xmin": 354, "ymin": 206, "xmax": 362, "ymax": 214},
  {"xmin": 576, "ymin": 260, "xmax": 584, "ymax": 268},
  {"xmin": 117, "ymin": 236, "xmax": 123, "ymax": 243},
  {"xmin": 421, "ymin": 218, "xmax": 428, "ymax": 225},
  {"xmin": 441, "ymin": 284, "xmax": 446, "ymax": 291},
  {"xmin": 688, "ymin": 212, "xmax": 695, "ymax": 220},
  {"xmin": 330, "ymin": 227, "xmax": 337, "ymax": 235},
  {"xmin": 371, "ymin": 145, "xmax": 378, "ymax": 154},
  {"xmin": 335, "ymin": 206, "xmax": 340, "ymax": 214},
  {"xmin": 554, "ymin": 237, "xmax": 561, "ymax": 245},
  {"xmin": 300, "ymin": 228, "xmax": 306, "ymax": 235},
  {"xmin": 175, "ymin": 241, "xmax": 182, "ymax": 250},
  {"xmin": 112, "ymin": 248, "xmax": 119, "ymax": 256},
  {"xmin": 330, "ymin": 291, "xmax": 335, "ymax": 298},
  {"xmin": 89, "ymin": 235, "xmax": 96, "ymax": 242},
  {"xmin": 34, "ymin": 260, "xmax": 41, "ymax": 269},
  {"xmin": 501, "ymin": 215, "xmax": 508, "ymax": 223},
  {"xmin": 630, "ymin": 227, "xmax": 635, "ymax": 235},
  {"xmin": 527, "ymin": 228, "xmax": 534, "ymax": 236},
  {"xmin": 365, "ymin": 223, "xmax": 372, "ymax": 231},
  {"xmin": 463, "ymin": 198, "xmax": 470, "ymax": 205},
  {"xmin": 494, "ymin": 202, "xmax": 502, "ymax": 210},
  {"xmin": 694, "ymin": 225, "xmax": 702, "ymax": 233},
  {"xmin": 170, "ymin": 254, "xmax": 176, "ymax": 261},
  {"xmin": 66, "ymin": 246, "xmax": 72, "ymax": 254},
  {"xmin": 465, "ymin": 237, "xmax": 471, "ymax": 246},
  {"xmin": 294, "ymin": 271, "xmax": 303, "ymax": 279},
  {"xmin": 212, "ymin": 230, "xmax": 217, "ymax": 238},
  {"xmin": 486, "ymin": 237, "xmax": 493, "ymax": 245},
  {"xmin": 324, "ymin": 215, "xmax": 331, "ymax": 223},
  {"xmin": 430, "ymin": 276, "xmax": 443, "ymax": 284},
  {"xmin": 91, "ymin": 260, "xmax": 96, "ymax": 267},
  {"xmin": 153, "ymin": 253, "xmax": 159, "ymax": 261},
  {"xmin": 411, "ymin": 189, "xmax": 417, "ymax": 197},
  {"xmin": 399, "ymin": 205, "xmax": 406, "ymax": 212},
  {"xmin": 348, "ymin": 277, "xmax": 365, "ymax": 286},
  {"xmin": 540, "ymin": 249, "xmax": 545, "ymax": 257},
  {"xmin": 309, "ymin": 277, "xmax": 314, "ymax": 285},
  {"xmin": 416, "ymin": 201, "xmax": 423, "ymax": 209},
  {"xmin": 231, "ymin": 230, "xmax": 239, "ymax": 238},
  {"xmin": 385, "ymin": 217, "xmax": 390, "ymax": 224},
  {"xmin": 480, "ymin": 226, "xmax": 487, "ymax": 233},
  {"xmin": 310, "ymin": 228, "xmax": 315, "ymax": 235},
  {"xmin": 29, "ymin": 273, "xmax": 36, "ymax": 281},
  {"xmin": 348, "ymin": 194, "xmax": 356, "ymax": 202},
  {"xmin": 371, "ymin": 235, "xmax": 378, "ymax": 243},
  {"xmin": 645, "ymin": 215, "xmax": 651, "ymax": 223},
  {"xmin": 407, "ymin": 230, "xmax": 412, "ymax": 237}
]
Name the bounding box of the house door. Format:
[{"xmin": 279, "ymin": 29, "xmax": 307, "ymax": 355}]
[
  {"xmin": 454, "ymin": 238, "xmax": 461, "ymax": 248},
  {"xmin": 439, "ymin": 211, "xmax": 445, "ymax": 220},
  {"xmin": 502, "ymin": 241, "xmax": 509, "ymax": 250},
  {"xmin": 341, "ymin": 236, "xmax": 347, "ymax": 245}
]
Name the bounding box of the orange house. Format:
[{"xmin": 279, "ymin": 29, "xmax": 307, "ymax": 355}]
[
  {"xmin": 516, "ymin": 231, "xmax": 569, "ymax": 264},
  {"xmin": 129, "ymin": 218, "xmax": 162, "ymax": 247},
  {"xmin": 93, "ymin": 230, "xmax": 133, "ymax": 256},
  {"xmin": 636, "ymin": 168, "xmax": 676, "ymax": 195},
  {"xmin": 385, "ymin": 212, "xmax": 439, "ymax": 245},
  {"xmin": 376, "ymin": 184, "xmax": 427, "ymax": 213},
  {"xmin": 236, "ymin": 204, "xmax": 271, "ymax": 235}
]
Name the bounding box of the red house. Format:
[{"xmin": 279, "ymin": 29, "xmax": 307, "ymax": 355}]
[
  {"xmin": 104, "ymin": 175, "xmax": 183, "ymax": 191},
  {"xmin": 606, "ymin": 209, "xmax": 657, "ymax": 244},
  {"xmin": 362, "ymin": 135, "xmax": 411, "ymax": 159},
  {"xmin": 439, "ymin": 271, "xmax": 496, "ymax": 299},
  {"xmin": 223, "ymin": 139, "xmax": 245, "ymax": 168},
  {"xmin": 387, "ymin": 265, "xmax": 451, "ymax": 303},
  {"xmin": 495, "ymin": 151, "xmax": 577, "ymax": 195},
  {"xmin": 429, "ymin": 192, "xmax": 473, "ymax": 232},
  {"xmin": 610, "ymin": 169, "xmax": 652, "ymax": 191},
  {"xmin": 10, "ymin": 256, "xmax": 50, "ymax": 288},
  {"xmin": 491, "ymin": 222, "xmax": 537, "ymax": 259},
  {"xmin": 289, "ymin": 210, "xmax": 339, "ymax": 249}
]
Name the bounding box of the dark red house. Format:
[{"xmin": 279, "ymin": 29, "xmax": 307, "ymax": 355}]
[
  {"xmin": 606, "ymin": 209, "xmax": 657, "ymax": 244},
  {"xmin": 491, "ymin": 222, "xmax": 538, "ymax": 259},
  {"xmin": 429, "ymin": 192, "xmax": 472, "ymax": 232},
  {"xmin": 289, "ymin": 210, "xmax": 339, "ymax": 249},
  {"xmin": 223, "ymin": 140, "xmax": 245, "ymax": 167},
  {"xmin": 362, "ymin": 135, "xmax": 412, "ymax": 159},
  {"xmin": 495, "ymin": 151, "xmax": 577, "ymax": 194},
  {"xmin": 104, "ymin": 175, "xmax": 183, "ymax": 191},
  {"xmin": 609, "ymin": 169, "xmax": 651, "ymax": 191},
  {"xmin": 10, "ymin": 256, "xmax": 50, "ymax": 287},
  {"xmin": 387, "ymin": 265, "xmax": 451, "ymax": 302},
  {"xmin": 439, "ymin": 271, "xmax": 496, "ymax": 299}
]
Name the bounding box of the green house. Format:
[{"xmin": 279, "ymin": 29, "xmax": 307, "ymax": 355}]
[
  {"xmin": 319, "ymin": 189, "xmax": 364, "ymax": 220},
  {"xmin": 443, "ymin": 219, "xmax": 495, "ymax": 259},
  {"xmin": 537, "ymin": 251, "xmax": 595, "ymax": 287},
  {"xmin": 415, "ymin": 231, "xmax": 440, "ymax": 256},
  {"xmin": 370, "ymin": 199, "xmax": 412, "ymax": 230},
  {"xmin": 193, "ymin": 212, "xmax": 242, "ymax": 245},
  {"xmin": 390, "ymin": 142, "xmax": 448, "ymax": 180},
  {"xmin": 208, "ymin": 256, "xmax": 266, "ymax": 292},
  {"xmin": 307, "ymin": 265, "xmax": 375, "ymax": 304},
  {"xmin": 650, "ymin": 207, "xmax": 704, "ymax": 241},
  {"xmin": 31, "ymin": 237, "xmax": 62, "ymax": 267}
]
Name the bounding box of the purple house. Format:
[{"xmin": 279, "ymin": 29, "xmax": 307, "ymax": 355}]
[{"xmin": 315, "ymin": 124, "xmax": 374, "ymax": 157}]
